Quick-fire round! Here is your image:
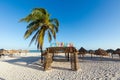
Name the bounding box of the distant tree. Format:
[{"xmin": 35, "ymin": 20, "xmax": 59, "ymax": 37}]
[{"xmin": 20, "ymin": 8, "xmax": 59, "ymax": 62}]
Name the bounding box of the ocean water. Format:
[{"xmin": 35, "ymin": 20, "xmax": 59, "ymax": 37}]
[{"xmin": 29, "ymin": 50, "xmax": 41, "ymax": 53}]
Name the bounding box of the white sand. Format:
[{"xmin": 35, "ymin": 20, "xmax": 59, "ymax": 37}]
[{"xmin": 0, "ymin": 53, "xmax": 120, "ymax": 80}]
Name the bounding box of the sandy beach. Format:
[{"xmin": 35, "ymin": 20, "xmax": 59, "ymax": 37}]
[{"xmin": 0, "ymin": 53, "xmax": 120, "ymax": 80}]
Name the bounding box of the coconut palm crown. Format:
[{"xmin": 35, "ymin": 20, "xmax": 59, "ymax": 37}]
[{"xmin": 20, "ymin": 8, "xmax": 59, "ymax": 51}]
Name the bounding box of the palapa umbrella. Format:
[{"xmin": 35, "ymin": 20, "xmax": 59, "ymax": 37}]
[
  {"xmin": 95, "ymin": 48, "xmax": 108, "ymax": 56},
  {"xmin": 106, "ymin": 49, "xmax": 114, "ymax": 53},
  {"xmin": 106, "ymin": 49, "xmax": 114, "ymax": 58},
  {"xmin": 78, "ymin": 47, "xmax": 87, "ymax": 57},
  {"xmin": 88, "ymin": 49, "xmax": 95, "ymax": 58},
  {"xmin": 114, "ymin": 48, "xmax": 120, "ymax": 58},
  {"xmin": 0, "ymin": 49, "xmax": 7, "ymax": 57}
]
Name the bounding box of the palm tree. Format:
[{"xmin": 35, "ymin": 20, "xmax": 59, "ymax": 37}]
[{"xmin": 20, "ymin": 8, "xmax": 59, "ymax": 62}]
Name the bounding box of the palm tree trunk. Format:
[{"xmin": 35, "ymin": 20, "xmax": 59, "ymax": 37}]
[{"xmin": 40, "ymin": 47, "xmax": 44, "ymax": 63}]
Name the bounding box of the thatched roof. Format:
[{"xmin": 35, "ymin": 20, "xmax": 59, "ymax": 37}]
[
  {"xmin": 0, "ymin": 49, "xmax": 6, "ymax": 51},
  {"xmin": 95, "ymin": 48, "xmax": 108, "ymax": 56},
  {"xmin": 114, "ymin": 48, "xmax": 120, "ymax": 54},
  {"xmin": 106, "ymin": 49, "xmax": 114, "ymax": 53},
  {"xmin": 78, "ymin": 47, "xmax": 87, "ymax": 53},
  {"xmin": 88, "ymin": 50, "xmax": 95, "ymax": 54},
  {"xmin": 116, "ymin": 48, "xmax": 120, "ymax": 51},
  {"xmin": 0, "ymin": 49, "xmax": 7, "ymax": 54}
]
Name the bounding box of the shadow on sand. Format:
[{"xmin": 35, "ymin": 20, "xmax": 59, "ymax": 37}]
[
  {"xmin": 4, "ymin": 55, "xmax": 119, "ymax": 71},
  {"xmin": 0, "ymin": 77, "xmax": 5, "ymax": 80},
  {"xmin": 3, "ymin": 56, "xmax": 44, "ymax": 71},
  {"xmin": 79, "ymin": 55, "xmax": 120, "ymax": 62},
  {"xmin": 3, "ymin": 55, "xmax": 74, "ymax": 71}
]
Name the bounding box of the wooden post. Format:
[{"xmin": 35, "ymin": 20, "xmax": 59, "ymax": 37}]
[
  {"xmin": 44, "ymin": 53, "xmax": 53, "ymax": 71},
  {"xmin": 91, "ymin": 53, "xmax": 93, "ymax": 58},
  {"xmin": 70, "ymin": 53, "xmax": 74, "ymax": 70},
  {"xmin": 65, "ymin": 53, "xmax": 69, "ymax": 61},
  {"xmin": 73, "ymin": 52, "xmax": 79, "ymax": 70},
  {"xmin": 70, "ymin": 52, "xmax": 79, "ymax": 71},
  {"xmin": 112, "ymin": 53, "xmax": 113, "ymax": 59},
  {"xmin": 44, "ymin": 49, "xmax": 53, "ymax": 71},
  {"xmin": 68, "ymin": 53, "xmax": 69, "ymax": 61}
]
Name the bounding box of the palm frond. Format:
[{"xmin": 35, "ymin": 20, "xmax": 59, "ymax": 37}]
[
  {"xmin": 48, "ymin": 31, "xmax": 52, "ymax": 42},
  {"xmin": 50, "ymin": 18, "xmax": 59, "ymax": 27},
  {"xmin": 32, "ymin": 8, "xmax": 47, "ymax": 15},
  {"xmin": 29, "ymin": 30, "xmax": 39, "ymax": 46},
  {"xmin": 48, "ymin": 29, "xmax": 56, "ymax": 39},
  {"xmin": 26, "ymin": 20, "xmax": 41, "ymax": 29},
  {"xmin": 32, "ymin": 8, "xmax": 49, "ymax": 21},
  {"xmin": 37, "ymin": 27, "xmax": 46, "ymax": 49},
  {"xmin": 24, "ymin": 23, "xmax": 39, "ymax": 39},
  {"xmin": 49, "ymin": 23, "xmax": 58, "ymax": 33},
  {"xmin": 19, "ymin": 14, "xmax": 33, "ymax": 22},
  {"xmin": 37, "ymin": 43, "xmax": 40, "ymax": 49}
]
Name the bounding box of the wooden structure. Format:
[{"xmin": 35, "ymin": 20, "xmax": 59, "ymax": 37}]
[{"xmin": 43, "ymin": 47, "xmax": 79, "ymax": 71}]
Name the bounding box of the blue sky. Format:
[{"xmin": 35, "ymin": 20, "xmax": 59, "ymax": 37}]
[{"xmin": 0, "ymin": 0, "xmax": 120, "ymax": 50}]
